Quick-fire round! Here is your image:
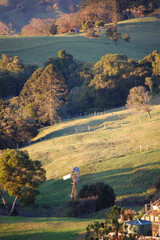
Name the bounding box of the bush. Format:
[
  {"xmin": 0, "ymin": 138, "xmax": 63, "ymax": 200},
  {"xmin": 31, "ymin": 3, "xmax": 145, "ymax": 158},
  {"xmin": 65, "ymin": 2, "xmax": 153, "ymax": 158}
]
[
  {"xmin": 50, "ymin": 23, "xmax": 57, "ymax": 35},
  {"xmin": 78, "ymin": 182, "xmax": 115, "ymax": 211},
  {"xmin": 67, "ymin": 198, "xmax": 97, "ymax": 217},
  {"xmin": 123, "ymin": 33, "xmax": 130, "ymax": 42},
  {"xmin": 85, "ymin": 29, "xmax": 99, "ymax": 38}
]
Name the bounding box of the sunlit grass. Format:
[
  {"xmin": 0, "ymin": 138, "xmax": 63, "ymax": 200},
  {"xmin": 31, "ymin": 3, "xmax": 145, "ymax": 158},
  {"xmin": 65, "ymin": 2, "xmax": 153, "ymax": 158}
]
[{"xmin": 20, "ymin": 103, "xmax": 160, "ymax": 207}]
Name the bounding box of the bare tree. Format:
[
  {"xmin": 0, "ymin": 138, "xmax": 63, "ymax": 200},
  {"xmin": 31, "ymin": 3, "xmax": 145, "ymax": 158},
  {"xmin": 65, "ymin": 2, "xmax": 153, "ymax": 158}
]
[{"xmin": 126, "ymin": 86, "xmax": 152, "ymax": 118}]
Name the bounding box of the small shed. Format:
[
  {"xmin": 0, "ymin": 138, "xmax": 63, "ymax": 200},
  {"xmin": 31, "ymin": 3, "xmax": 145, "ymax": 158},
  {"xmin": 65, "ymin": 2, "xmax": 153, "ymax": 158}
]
[{"xmin": 123, "ymin": 219, "xmax": 152, "ymax": 236}]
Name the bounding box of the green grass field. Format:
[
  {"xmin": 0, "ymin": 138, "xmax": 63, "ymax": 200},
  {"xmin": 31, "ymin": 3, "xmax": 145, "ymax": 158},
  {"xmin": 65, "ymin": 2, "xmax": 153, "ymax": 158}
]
[
  {"xmin": 0, "ymin": 102, "xmax": 160, "ymax": 240},
  {"xmin": 0, "ymin": 19, "xmax": 160, "ymax": 66},
  {"xmin": 0, "ymin": 216, "xmax": 90, "ymax": 240},
  {"xmin": 20, "ymin": 102, "xmax": 160, "ymax": 209}
]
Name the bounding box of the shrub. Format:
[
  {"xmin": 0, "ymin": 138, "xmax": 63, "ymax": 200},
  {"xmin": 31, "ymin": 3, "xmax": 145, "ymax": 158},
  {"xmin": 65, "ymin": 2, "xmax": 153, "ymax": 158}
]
[
  {"xmin": 85, "ymin": 29, "xmax": 99, "ymax": 38},
  {"xmin": 49, "ymin": 23, "xmax": 57, "ymax": 35},
  {"xmin": 67, "ymin": 198, "xmax": 97, "ymax": 217},
  {"xmin": 123, "ymin": 33, "xmax": 130, "ymax": 42},
  {"xmin": 78, "ymin": 182, "xmax": 115, "ymax": 211}
]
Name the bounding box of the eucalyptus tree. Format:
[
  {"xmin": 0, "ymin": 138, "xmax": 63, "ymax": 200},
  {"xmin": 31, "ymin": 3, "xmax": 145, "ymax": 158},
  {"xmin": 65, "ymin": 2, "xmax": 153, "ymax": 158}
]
[{"xmin": 0, "ymin": 149, "xmax": 46, "ymax": 215}]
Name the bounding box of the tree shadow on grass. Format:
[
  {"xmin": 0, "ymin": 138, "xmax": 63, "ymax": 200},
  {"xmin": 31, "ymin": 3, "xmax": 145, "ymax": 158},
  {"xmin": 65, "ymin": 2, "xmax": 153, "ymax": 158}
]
[
  {"xmin": 0, "ymin": 230, "xmax": 81, "ymax": 240},
  {"xmin": 31, "ymin": 112, "xmax": 130, "ymax": 143},
  {"xmin": 80, "ymin": 159, "xmax": 160, "ymax": 196}
]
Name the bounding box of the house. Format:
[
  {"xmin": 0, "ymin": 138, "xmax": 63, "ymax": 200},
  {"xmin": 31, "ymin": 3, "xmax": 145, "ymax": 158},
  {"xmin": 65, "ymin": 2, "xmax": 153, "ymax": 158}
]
[{"xmin": 142, "ymin": 200, "xmax": 160, "ymax": 223}]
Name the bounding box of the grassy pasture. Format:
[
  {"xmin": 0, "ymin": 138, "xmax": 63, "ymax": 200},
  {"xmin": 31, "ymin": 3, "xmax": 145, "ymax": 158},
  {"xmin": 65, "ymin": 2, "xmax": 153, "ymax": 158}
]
[
  {"xmin": 0, "ymin": 216, "xmax": 90, "ymax": 240},
  {"xmin": 21, "ymin": 103, "xmax": 160, "ymax": 208},
  {"xmin": 0, "ymin": 19, "xmax": 160, "ymax": 66}
]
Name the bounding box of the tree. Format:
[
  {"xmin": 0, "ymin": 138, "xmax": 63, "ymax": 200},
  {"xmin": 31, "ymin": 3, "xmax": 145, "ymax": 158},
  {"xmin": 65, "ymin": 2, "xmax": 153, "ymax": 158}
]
[
  {"xmin": 20, "ymin": 64, "xmax": 68, "ymax": 126},
  {"xmin": 0, "ymin": 97, "xmax": 37, "ymax": 149},
  {"xmin": 20, "ymin": 67, "xmax": 44, "ymax": 124},
  {"xmin": 86, "ymin": 221, "xmax": 111, "ymax": 239},
  {"xmin": 78, "ymin": 182, "xmax": 115, "ymax": 210},
  {"xmin": 106, "ymin": 205, "xmax": 122, "ymax": 240},
  {"xmin": 85, "ymin": 28, "xmax": 99, "ymax": 38},
  {"xmin": 123, "ymin": 33, "xmax": 130, "ymax": 42},
  {"xmin": 35, "ymin": 64, "xmax": 68, "ymax": 125},
  {"xmin": 0, "ymin": 149, "xmax": 46, "ymax": 215},
  {"xmin": 21, "ymin": 18, "xmax": 56, "ymax": 36},
  {"xmin": 126, "ymin": 86, "xmax": 152, "ymax": 118}
]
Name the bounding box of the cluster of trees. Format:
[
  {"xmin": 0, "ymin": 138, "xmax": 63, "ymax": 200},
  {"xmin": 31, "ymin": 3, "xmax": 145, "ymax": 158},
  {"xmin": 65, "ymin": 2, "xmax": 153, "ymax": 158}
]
[
  {"xmin": 20, "ymin": 0, "xmax": 160, "ymax": 35},
  {"xmin": 0, "ymin": 54, "xmax": 36, "ymax": 99},
  {"xmin": 0, "ymin": 58, "xmax": 67, "ymax": 148},
  {"xmin": 86, "ymin": 205, "xmax": 135, "ymax": 239},
  {"xmin": 0, "ymin": 21, "xmax": 15, "ymax": 35},
  {"xmin": 0, "ymin": 0, "xmax": 160, "ymax": 36},
  {"xmin": 0, "ymin": 50, "xmax": 160, "ymax": 149},
  {"xmin": 21, "ymin": 18, "xmax": 57, "ymax": 36}
]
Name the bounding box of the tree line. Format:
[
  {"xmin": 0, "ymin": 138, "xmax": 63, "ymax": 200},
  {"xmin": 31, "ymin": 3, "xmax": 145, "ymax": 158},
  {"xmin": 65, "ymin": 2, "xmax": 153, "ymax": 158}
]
[
  {"xmin": 0, "ymin": 50, "xmax": 160, "ymax": 149},
  {"xmin": 0, "ymin": 0, "xmax": 160, "ymax": 35}
]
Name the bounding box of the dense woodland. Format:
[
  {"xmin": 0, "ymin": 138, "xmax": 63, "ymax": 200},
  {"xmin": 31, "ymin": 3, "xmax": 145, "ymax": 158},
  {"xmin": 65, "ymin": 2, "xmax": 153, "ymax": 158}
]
[{"xmin": 0, "ymin": 49, "xmax": 160, "ymax": 149}]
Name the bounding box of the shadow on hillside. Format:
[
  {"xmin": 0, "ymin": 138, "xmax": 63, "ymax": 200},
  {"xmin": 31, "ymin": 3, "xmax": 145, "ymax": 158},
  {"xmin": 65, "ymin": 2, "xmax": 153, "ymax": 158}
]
[
  {"xmin": 81, "ymin": 160, "xmax": 160, "ymax": 197},
  {"xmin": 32, "ymin": 111, "xmax": 130, "ymax": 143},
  {"xmin": 38, "ymin": 158, "xmax": 160, "ymax": 207},
  {"xmin": 0, "ymin": 230, "xmax": 81, "ymax": 240}
]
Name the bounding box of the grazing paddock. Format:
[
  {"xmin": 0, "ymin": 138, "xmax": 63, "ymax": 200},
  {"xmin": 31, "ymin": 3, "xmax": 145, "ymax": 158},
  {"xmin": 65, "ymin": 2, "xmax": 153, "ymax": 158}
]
[{"xmin": 0, "ymin": 19, "xmax": 160, "ymax": 66}]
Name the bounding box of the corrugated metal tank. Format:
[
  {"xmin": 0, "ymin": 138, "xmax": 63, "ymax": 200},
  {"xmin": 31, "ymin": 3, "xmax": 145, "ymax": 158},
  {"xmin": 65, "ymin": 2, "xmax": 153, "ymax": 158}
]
[{"xmin": 123, "ymin": 219, "xmax": 152, "ymax": 236}]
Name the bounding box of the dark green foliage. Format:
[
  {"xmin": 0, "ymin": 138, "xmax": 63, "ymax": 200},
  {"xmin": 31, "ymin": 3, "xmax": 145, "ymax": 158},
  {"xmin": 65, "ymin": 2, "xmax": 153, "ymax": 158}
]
[
  {"xmin": 0, "ymin": 54, "xmax": 36, "ymax": 99},
  {"xmin": 0, "ymin": 97, "xmax": 37, "ymax": 149},
  {"xmin": 78, "ymin": 182, "xmax": 115, "ymax": 210},
  {"xmin": 85, "ymin": 205, "xmax": 122, "ymax": 240},
  {"xmin": 106, "ymin": 26, "xmax": 121, "ymax": 45},
  {"xmin": 0, "ymin": 149, "xmax": 46, "ymax": 215},
  {"xmin": 67, "ymin": 198, "xmax": 97, "ymax": 217},
  {"xmin": 80, "ymin": 0, "xmax": 160, "ymax": 12},
  {"xmin": 49, "ymin": 23, "xmax": 58, "ymax": 35},
  {"xmin": 86, "ymin": 220, "xmax": 110, "ymax": 240},
  {"xmin": 44, "ymin": 50, "xmax": 83, "ymax": 90},
  {"xmin": 106, "ymin": 205, "xmax": 122, "ymax": 239}
]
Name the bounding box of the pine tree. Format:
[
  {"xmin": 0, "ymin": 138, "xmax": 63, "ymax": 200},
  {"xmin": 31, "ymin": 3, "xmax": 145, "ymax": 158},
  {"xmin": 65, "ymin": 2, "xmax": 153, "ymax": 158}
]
[{"xmin": 35, "ymin": 64, "xmax": 68, "ymax": 125}]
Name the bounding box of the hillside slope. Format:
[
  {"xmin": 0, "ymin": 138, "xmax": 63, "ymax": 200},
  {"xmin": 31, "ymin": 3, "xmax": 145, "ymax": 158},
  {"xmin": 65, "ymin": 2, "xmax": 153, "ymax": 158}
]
[
  {"xmin": 22, "ymin": 102, "xmax": 160, "ymax": 209},
  {"xmin": 0, "ymin": 0, "xmax": 80, "ymax": 31}
]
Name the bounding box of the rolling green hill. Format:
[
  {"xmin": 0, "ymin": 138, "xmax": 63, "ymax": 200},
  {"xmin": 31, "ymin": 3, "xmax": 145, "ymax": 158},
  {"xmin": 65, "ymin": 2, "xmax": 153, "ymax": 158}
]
[
  {"xmin": 0, "ymin": 19, "xmax": 160, "ymax": 66},
  {"xmin": 21, "ymin": 101, "xmax": 160, "ymax": 210}
]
